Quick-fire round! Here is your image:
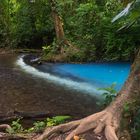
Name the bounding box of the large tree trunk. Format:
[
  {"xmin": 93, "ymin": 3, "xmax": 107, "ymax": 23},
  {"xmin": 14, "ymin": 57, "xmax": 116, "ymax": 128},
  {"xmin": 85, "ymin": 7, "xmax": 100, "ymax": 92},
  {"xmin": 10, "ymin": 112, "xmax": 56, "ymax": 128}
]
[
  {"xmin": 50, "ymin": 0, "xmax": 75, "ymax": 54},
  {"xmin": 50, "ymin": 0, "xmax": 65, "ymax": 43},
  {"xmin": 35, "ymin": 49, "xmax": 140, "ymax": 140}
]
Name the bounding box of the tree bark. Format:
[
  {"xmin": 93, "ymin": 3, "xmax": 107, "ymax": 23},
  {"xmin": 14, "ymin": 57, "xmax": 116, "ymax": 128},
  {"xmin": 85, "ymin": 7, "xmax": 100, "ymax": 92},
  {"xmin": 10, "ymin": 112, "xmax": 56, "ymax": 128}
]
[
  {"xmin": 50, "ymin": 0, "xmax": 65, "ymax": 43},
  {"xmin": 122, "ymin": 0, "xmax": 131, "ymax": 6},
  {"xmin": 50, "ymin": 0, "xmax": 75, "ymax": 54}
]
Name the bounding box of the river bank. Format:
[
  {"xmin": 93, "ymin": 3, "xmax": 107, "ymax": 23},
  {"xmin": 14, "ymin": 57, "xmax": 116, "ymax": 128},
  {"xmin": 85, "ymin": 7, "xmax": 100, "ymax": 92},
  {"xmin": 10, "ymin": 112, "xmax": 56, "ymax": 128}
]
[
  {"xmin": 0, "ymin": 48, "xmax": 42, "ymax": 54},
  {"xmin": 0, "ymin": 52, "xmax": 102, "ymax": 139},
  {"xmin": 0, "ymin": 49, "xmax": 131, "ymax": 140},
  {"xmin": 0, "ymin": 52, "xmax": 100, "ymax": 123}
]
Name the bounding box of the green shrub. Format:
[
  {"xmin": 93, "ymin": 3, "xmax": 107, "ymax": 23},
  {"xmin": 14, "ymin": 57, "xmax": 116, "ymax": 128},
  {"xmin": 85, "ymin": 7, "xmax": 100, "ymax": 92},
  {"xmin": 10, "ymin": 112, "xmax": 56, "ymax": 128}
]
[
  {"xmin": 6, "ymin": 116, "xmax": 71, "ymax": 134},
  {"xmin": 98, "ymin": 83, "xmax": 117, "ymax": 107},
  {"xmin": 6, "ymin": 119, "xmax": 23, "ymax": 134}
]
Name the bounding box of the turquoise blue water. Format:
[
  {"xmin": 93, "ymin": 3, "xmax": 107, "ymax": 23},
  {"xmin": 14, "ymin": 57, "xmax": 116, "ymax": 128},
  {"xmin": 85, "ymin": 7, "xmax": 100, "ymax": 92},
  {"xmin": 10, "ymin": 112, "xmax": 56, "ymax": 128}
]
[
  {"xmin": 51, "ymin": 62, "xmax": 131, "ymax": 90},
  {"xmin": 21, "ymin": 55, "xmax": 131, "ymax": 94}
]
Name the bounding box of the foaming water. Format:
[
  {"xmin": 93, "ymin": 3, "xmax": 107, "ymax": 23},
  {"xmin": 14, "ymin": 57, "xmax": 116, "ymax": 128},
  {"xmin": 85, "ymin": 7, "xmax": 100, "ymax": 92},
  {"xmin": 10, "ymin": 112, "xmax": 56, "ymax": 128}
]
[
  {"xmin": 0, "ymin": 54, "xmax": 130, "ymax": 120},
  {"xmin": 0, "ymin": 54, "xmax": 99, "ymax": 118},
  {"xmin": 16, "ymin": 55, "xmax": 130, "ymax": 96},
  {"xmin": 54, "ymin": 62, "xmax": 130, "ymax": 90},
  {"xmin": 16, "ymin": 55, "xmax": 103, "ymax": 96}
]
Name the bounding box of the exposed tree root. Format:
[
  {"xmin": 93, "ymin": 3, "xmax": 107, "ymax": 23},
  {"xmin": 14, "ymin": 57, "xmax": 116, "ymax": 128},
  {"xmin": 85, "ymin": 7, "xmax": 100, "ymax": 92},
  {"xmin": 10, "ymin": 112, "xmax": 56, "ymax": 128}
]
[
  {"xmin": 0, "ymin": 132, "xmax": 36, "ymax": 140},
  {"xmin": 0, "ymin": 124, "xmax": 11, "ymax": 131},
  {"xmin": 34, "ymin": 109, "xmax": 120, "ymax": 140},
  {"xmin": 0, "ymin": 133, "xmax": 28, "ymax": 140},
  {"xmin": 33, "ymin": 48, "xmax": 140, "ymax": 140}
]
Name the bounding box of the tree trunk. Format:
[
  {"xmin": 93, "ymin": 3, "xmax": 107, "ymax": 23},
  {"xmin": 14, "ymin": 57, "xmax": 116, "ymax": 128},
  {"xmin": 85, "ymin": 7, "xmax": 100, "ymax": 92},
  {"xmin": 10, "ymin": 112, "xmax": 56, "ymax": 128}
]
[
  {"xmin": 122, "ymin": 0, "xmax": 131, "ymax": 6},
  {"xmin": 50, "ymin": 0, "xmax": 75, "ymax": 54},
  {"xmin": 106, "ymin": 49, "xmax": 140, "ymax": 114},
  {"xmin": 35, "ymin": 49, "xmax": 140, "ymax": 140},
  {"xmin": 50, "ymin": 0, "xmax": 65, "ymax": 43}
]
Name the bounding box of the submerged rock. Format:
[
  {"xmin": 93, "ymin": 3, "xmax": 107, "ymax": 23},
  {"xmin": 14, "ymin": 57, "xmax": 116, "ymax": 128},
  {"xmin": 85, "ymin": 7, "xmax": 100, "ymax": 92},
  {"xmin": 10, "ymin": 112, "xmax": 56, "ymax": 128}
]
[
  {"xmin": 23, "ymin": 54, "xmax": 42, "ymax": 65},
  {"xmin": 30, "ymin": 57, "xmax": 41, "ymax": 63}
]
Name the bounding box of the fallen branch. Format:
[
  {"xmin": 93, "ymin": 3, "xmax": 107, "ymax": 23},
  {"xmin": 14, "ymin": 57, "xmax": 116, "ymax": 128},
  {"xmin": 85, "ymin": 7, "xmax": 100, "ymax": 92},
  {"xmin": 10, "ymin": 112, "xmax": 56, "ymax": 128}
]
[{"xmin": 0, "ymin": 111, "xmax": 53, "ymax": 123}]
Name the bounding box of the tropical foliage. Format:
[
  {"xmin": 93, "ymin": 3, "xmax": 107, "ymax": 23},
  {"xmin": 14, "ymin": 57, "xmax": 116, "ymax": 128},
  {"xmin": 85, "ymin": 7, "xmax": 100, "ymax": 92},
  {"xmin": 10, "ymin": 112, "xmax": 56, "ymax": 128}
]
[
  {"xmin": 113, "ymin": 1, "xmax": 140, "ymax": 139},
  {"xmin": 6, "ymin": 116, "xmax": 71, "ymax": 134},
  {"xmin": 0, "ymin": 0, "xmax": 139, "ymax": 61}
]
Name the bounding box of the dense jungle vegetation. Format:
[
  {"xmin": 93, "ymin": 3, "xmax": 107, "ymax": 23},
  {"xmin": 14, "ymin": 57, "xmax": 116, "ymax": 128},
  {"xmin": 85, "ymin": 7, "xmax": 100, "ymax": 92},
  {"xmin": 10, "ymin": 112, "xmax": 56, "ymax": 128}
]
[
  {"xmin": 1, "ymin": 0, "xmax": 140, "ymax": 140},
  {"xmin": 0, "ymin": 0, "xmax": 139, "ymax": 62}
]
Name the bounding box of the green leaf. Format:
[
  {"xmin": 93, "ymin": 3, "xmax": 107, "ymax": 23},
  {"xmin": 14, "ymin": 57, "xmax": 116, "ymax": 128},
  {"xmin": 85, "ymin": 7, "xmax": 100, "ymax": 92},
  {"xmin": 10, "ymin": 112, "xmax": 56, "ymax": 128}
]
[
  {"xmin": 112, "ymin": 2, "xmax": 134, "ymax": 22},
  {"xmin": 52, "ymin": 116, "xmax": 71, "ymax": 122}
]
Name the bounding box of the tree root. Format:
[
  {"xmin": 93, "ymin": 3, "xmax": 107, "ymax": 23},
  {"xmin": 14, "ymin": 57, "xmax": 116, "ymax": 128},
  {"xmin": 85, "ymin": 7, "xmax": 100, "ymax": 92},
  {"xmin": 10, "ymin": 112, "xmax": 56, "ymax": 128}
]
[
  {"xmin": 0, "ymin": 124, "xmax": 11, "ymax": 130},
  {"xmin": 0, "ymin": 133, "xmax": 28, "ymax": 140},
  {"xmin": 34, "ymin": 110, "xmax": 120, "ymax": 140}
]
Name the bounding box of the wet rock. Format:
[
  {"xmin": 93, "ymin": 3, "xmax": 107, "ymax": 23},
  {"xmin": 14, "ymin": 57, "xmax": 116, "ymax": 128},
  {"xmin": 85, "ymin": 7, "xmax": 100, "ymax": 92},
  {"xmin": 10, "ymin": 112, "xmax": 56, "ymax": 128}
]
[{"xmin": 23, "ymin": 54, "xmax": 42, "ymax": 65}]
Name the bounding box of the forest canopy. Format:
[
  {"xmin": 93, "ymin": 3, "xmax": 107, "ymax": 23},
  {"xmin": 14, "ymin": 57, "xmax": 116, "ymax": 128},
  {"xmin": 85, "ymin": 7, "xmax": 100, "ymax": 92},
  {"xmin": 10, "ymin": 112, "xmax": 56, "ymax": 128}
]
[
  {"xmin": 1, "ymin": 1, "xmax": 140, "ymax": 140},
  {"xmin": 0, "ymin": 0, "xmax": 139, "ymax": 62}
]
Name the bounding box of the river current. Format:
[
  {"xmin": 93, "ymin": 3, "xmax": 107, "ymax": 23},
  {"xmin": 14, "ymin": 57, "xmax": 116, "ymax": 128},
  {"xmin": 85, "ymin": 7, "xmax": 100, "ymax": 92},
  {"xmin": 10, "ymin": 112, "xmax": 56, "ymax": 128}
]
[{"xmin": 0, "ymin": 54, "xmax": 130, "ymax": 119}]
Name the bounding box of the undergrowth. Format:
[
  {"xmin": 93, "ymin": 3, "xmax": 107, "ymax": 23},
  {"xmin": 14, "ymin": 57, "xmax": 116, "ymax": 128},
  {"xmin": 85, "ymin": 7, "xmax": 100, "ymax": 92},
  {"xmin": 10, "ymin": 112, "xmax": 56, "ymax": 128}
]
[
  {"xmin": 6, "ymin": 116, "xmax": 71, "ymax": 134},
  {"xmin": 98, "ymin": 83, "xmax": 140, "ymax": 140},
  {"xmin": 97, "ymin": 83, "xmax": 117, "ymax": 108}
]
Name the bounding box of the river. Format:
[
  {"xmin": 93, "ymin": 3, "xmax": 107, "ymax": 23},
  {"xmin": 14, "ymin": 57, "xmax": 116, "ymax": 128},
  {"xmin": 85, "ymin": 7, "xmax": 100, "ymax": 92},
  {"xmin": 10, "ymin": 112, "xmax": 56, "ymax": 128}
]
[{"xmin": 0, "ymin": 54, "xmax": 130, "ymax": 120}]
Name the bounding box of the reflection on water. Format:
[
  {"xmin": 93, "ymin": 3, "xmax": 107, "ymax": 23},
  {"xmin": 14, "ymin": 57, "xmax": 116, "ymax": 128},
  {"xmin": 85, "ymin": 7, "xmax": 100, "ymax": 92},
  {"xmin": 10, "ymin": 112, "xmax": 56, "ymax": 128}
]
[{"xmin": 0, "ymin": 54, "xmax": 99, "ymax": 119}]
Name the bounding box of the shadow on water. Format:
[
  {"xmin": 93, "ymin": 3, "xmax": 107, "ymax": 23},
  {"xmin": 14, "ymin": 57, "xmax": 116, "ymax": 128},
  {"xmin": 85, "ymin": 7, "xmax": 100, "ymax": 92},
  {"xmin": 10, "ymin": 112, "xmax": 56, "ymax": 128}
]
[{"xmin": 0, "ymin": 54, "xmax": 100, "ymax": 121}]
